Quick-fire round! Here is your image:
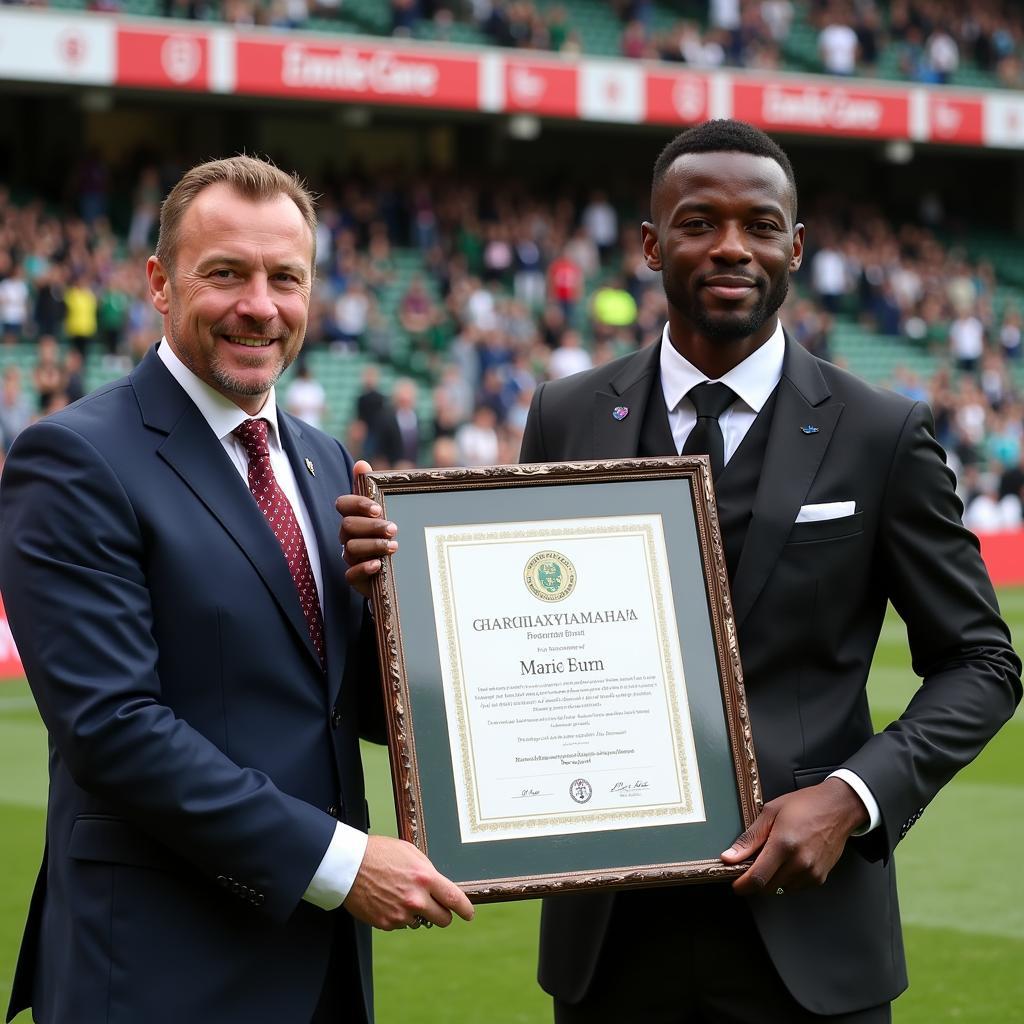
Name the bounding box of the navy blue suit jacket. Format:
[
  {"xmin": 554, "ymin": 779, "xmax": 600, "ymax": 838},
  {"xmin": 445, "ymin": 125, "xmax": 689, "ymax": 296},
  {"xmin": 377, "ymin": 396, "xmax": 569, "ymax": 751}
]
[{"xmin": 1, "ymin": 346, "xmax": 385, "ymax": 1023}]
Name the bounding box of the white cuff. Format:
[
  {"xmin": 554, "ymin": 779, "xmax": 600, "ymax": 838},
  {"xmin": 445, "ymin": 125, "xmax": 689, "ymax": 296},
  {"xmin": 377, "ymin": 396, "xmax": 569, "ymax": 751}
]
[
  {"xmin": 828, "ymin": 768, "xmax": 881, "ymax": 836},
  {"xmin": 302, "ymin": 822, "xmax": 369, "ymax": 911}
]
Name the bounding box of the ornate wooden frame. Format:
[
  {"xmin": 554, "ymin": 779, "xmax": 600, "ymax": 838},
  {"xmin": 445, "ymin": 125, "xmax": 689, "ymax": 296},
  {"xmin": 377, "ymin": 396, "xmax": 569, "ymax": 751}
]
[{"xmin": 357, "ymin": 457, "xmax": 762, "ymax": 902}]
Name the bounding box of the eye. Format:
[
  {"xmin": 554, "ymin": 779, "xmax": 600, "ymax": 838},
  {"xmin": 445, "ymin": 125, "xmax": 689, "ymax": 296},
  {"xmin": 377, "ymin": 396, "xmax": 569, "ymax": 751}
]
[
  {"xmin": 679, "ymin": 218, "xmax": 712, "ymax": 233},
  {"xmin": 211, "ymin": 268, "xmax": 237, "ymax": 280},
  {"xmin": 750, "ymin": 221, "xmax": 781, "ymax": 233}
]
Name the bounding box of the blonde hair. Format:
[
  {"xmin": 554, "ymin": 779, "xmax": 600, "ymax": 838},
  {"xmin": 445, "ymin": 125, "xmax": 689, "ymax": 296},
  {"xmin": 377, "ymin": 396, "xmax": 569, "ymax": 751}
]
[{"xmin": 155, "ymin": 155, "xmax": 318, "ymax": 273}]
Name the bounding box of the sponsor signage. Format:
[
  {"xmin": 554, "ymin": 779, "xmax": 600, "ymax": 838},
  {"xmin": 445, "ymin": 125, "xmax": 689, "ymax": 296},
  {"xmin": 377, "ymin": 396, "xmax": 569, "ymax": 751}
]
[
  {"xmin": 733, "ymin": 78, "xmax": 909, "ymax": 138},
  {"xmin": 928, "ymin": 93, "xmax": 984, "ymax": 145},
  {"xmin": 0, "ymin": 595, "xmax": 23, "ymax": 680},
  {"xmin": 504, "ymin": 57, "xmax": 576, "ymax": 117},
  {"xmin": 233, "ymin": 37, "xmax": 479, "ymax": 108},
  {"xmin": 0, "ymin": 10, "xmax": 114, "ymax": 85},
  {"xmin": 117, "ymin": 27, "xmax": 208, "ymax": 90},
  {"xmin": 0, "ymin": 11, "xmax": 1020, "ymax": 150},
  {"xmin": 645, "ymin": 70, "xmax": 709, "ymax": 126}
]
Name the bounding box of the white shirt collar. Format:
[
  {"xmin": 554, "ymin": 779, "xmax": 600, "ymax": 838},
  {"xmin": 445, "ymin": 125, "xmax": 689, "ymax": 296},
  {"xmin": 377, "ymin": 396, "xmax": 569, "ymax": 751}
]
[
  {"xmin": 659, "ymin": 319, "xmax": 785, "ymax": 413},
  {"xmin": 157, "ymin": 338, "xmax": 282, "ymax": 447}
]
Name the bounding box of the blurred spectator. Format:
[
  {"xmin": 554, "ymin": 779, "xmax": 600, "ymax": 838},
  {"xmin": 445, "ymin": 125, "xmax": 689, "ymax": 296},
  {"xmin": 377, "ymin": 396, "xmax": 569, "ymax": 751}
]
[
  {"xmin": 286, "ymin": 362, "xmax": 327, "ymax": 429},
  {"xmin": 548, "ymin": 328, "xmax": 593, "ymax": 379},
  {"xmin": 455, "ymin": 404, "xmax": 500, "ymax": 466},
  {"xmin": 818, "ymin": 5, "xmax": 859, "ymax": 75},
  {"xmin": 33, "ymin": 337, "xmax": 64, "ymax": 414},
  {"xmin": 0, "ymin": 366, "xmax": 32, "ymax": 448},
  {"xmin": 950, "ymin": 306, "xmax": 986, "ymax": 373},
  {"xmin": 332, "ymin": 279, "xmax": 371, "ymax": 349},
  {"xmin": 64, "ymin": 348, "xmax": 86, "ymax": 405},
  {"xmin": 376, "ymin": 377, "xmax": 424, "ymax": 468},
  {"xmin": 591, "ymin": 277, "xmax": 638, "ymax": 340},
  {"xmin": 64, "ymin": 274, "xmax": 98, "ymax": 357},
  {"xmin": 0, "ymin": 263, "xmax": 29, "ymax": 344},
  {"xmin": 581, "ymin": 192, "xmax": 618, "ymax": 265}
]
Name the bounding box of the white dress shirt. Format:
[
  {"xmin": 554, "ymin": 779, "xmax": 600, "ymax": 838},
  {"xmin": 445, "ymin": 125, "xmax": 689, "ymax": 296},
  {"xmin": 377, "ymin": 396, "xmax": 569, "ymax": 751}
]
[
  {"xmin": 158, "ymin": 340, "xmax": 367, "ymax": 909},
  {"xmin": 658, "ymin": 322, "xmax": 880, "ymax": 834}
]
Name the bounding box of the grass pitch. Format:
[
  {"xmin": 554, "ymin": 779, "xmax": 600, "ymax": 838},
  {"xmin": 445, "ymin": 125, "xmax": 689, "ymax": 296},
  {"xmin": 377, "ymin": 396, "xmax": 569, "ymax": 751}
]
[{"xmin": 2, "ymin": 590, "xmax": 1022, "ymax": 1022}]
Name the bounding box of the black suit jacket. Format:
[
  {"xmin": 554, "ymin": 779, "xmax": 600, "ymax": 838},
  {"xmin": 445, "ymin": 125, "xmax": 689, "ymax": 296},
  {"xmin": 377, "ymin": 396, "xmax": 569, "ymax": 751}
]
[
  {"xmin": 520, "ymin": 336, "xmax": 1020, "ymax": 1015},
  {"xmin": 0, "ymin": 346, "xmax": 385, "ymax": 1024}
]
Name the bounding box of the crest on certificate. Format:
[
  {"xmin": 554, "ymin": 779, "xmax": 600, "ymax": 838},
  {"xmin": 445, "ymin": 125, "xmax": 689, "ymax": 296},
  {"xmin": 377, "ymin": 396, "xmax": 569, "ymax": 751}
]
[{"xmin": 524, "ymin": 550, "xmax": 577, "ymax": 602}]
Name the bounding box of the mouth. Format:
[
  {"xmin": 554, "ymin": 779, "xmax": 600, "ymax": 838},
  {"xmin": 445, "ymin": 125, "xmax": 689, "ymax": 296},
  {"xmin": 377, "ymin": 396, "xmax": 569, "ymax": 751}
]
[
  {"xmin": 222, "ymin": 334, "xmax": 276, "ymax": 348},
  {"xmin": 701, "ymin": 276, "xmax": 760, "ymax": 301}
]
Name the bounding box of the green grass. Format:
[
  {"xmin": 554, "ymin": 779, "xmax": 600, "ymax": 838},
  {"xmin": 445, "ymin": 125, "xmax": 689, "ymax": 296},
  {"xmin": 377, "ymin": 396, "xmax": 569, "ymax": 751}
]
[{"xmin": 2, "ymin": 589, "xmax": 1023, "ymax": 1022}]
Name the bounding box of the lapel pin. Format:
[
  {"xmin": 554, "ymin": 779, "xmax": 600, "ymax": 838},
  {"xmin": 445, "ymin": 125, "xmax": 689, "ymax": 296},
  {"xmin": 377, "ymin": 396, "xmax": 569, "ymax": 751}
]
[
  {"xmin": 612, "ymin": 406, "xmax": 629, "ymax": 421},
  {"xmin": 304, "ymin": 458, "xmax": 316, "ymax": 476},
  {"xmin": 801, "ymin": 425, "xmax": 819, "ymax": 435}
]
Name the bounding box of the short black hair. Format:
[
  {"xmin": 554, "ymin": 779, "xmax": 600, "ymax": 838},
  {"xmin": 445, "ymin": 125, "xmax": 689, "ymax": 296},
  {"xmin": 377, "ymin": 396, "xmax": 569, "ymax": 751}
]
[{"xmin": 651, "ymin": 119, "xmax": 798, "ymax": 216}]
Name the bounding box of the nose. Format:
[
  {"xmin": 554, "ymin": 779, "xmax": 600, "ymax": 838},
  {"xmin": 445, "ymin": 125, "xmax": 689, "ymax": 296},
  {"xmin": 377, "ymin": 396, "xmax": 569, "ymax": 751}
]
[
  {"xmin": 235, "ymin": 275, "xmax": 277, "ymax": 323},
  {"xmin": 709, "ymin": 222, "xmax": 752, "ymax": 264}
]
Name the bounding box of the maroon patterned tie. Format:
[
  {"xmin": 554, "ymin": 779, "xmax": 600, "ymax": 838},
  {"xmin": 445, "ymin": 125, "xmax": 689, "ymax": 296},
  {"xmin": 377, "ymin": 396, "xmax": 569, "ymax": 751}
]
[{"xmin": 233, "ymin": 418, "xmax": 325, "ymax": 667}]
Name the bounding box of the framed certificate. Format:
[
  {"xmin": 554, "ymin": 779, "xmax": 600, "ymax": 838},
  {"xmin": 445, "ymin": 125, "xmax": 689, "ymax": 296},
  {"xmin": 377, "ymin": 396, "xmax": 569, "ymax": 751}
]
[{"xmin": 357, "ymin": 458, "xmax": 762, "ymax": 902}]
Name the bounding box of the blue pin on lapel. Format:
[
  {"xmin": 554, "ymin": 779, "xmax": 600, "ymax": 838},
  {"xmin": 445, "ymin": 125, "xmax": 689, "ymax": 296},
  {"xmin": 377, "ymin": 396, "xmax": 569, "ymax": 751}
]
[
  {"xmin": 612, "ymin": 406, "xmax": 629, "ymax": 421},
  {"xmin": 801, "ymin": 424, "xmax": 819, "ymax": 434}
]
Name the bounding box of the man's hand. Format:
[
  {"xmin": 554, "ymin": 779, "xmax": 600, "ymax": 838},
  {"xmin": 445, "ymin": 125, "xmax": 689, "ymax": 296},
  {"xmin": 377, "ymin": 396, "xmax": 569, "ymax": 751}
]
[
  {"xmin": 336, "ymin": 460, "xmax": 398, "ymax": 599},
  {"xmin": 343, "ymin": 835, "xmax": 475, "ymax": 931},
  {"xmin": 720, "ymin": 777, "xmax": 868, "ymax": 896}
]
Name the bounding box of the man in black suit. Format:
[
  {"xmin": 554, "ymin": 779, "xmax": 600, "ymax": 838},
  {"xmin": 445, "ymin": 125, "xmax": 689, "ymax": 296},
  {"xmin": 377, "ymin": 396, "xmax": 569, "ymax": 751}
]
[
  {"xmin": 341, "ymin": 121, "xmax": 1019, "ymax": 1021},
  {"xmin": 513, "ymin": 121, "xmax": 1019, "ymax": 1021}
]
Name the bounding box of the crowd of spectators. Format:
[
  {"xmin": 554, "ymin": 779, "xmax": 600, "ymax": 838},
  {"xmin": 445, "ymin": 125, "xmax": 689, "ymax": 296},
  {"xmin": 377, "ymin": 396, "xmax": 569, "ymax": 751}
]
[
  {"xmin": 812, "ymin": 0, "xmax": 1024, "ymax": 85},
  {"xmin": 5, "ymin": 0, "xmax": 1023, "ymax": 88},
  {"xmin": 0, "ymin": 165, "xmax": 1022, "ymax": 531}
]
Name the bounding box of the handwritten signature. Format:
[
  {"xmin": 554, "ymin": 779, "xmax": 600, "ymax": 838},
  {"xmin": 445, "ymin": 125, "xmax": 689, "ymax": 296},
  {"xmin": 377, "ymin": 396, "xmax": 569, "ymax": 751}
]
[{"xmin": 611, "ymin": 779, "xmax": 650, "ymax": 795}]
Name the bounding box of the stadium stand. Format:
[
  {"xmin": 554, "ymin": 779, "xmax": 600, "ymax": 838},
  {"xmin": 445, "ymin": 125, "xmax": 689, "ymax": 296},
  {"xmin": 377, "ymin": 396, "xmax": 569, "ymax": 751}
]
[{"xmin": 1, "ymin": 159, "xmax": 1023, "ymax": 533}]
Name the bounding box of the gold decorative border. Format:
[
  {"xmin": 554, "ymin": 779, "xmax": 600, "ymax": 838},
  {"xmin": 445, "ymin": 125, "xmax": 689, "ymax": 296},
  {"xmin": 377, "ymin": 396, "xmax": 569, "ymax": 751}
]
[{"xmin": 428, "ymin": 519, "xmax": 703, "ymax": 838}]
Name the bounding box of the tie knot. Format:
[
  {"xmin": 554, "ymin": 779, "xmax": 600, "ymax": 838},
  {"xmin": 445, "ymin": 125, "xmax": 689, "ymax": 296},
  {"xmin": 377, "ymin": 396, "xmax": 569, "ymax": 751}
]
[
  {"xmin": 688, "ymin": 382, "xmax": 736, "ymax": 420},
  {"xmin": 233, "ymin": 417, "xmax": 270, "ymax": 460}
]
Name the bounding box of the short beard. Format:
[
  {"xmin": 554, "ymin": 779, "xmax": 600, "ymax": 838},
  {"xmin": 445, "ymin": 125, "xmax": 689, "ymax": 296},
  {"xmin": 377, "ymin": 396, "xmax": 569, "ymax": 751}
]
[
  {"xmin": 169, "ymin": 308, "xmax": 293, "ymax": 397},
  {"xmin": 677, "ymin": 273, "xmax": 790, "ymax": 343}
]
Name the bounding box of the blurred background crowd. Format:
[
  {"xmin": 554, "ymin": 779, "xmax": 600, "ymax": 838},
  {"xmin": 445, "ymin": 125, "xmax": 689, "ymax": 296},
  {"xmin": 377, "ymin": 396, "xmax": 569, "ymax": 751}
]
[{"xmin": 1, "ymin": 152, "xmax": 1023, "ymax": 534}]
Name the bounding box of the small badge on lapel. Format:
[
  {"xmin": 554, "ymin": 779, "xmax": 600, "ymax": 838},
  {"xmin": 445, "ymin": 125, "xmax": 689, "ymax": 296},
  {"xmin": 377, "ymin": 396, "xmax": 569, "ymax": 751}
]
[
  {"xmin": 612, "ymin": 406, "xmax": 629, "ymax": 421},
  {"xmin": 801, "ymin": 424, "xmax": 819, "ymax": 435},
  {"xmin": 304, "ymin": 457, "xmax": 316, "ymax": 476}
]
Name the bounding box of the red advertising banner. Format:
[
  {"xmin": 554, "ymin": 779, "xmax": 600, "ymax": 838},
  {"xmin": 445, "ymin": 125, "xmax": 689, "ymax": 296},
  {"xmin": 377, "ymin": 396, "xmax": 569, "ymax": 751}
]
[
  {"xmin": 116, "ymin": 26, "xmax": 209, "ymax": 91},
  {"xmin": 645, "ymin": 70, "xmax": 709, "ymax": 126},
  {"xmin": 977, "ymin": 530, "xmax": 1024, "ymax": 587},
  {"xmin": 504, "ymin": 58, "xmax": 576, "ymax": 117},
  {"xmin": 234, "ymin": 38, "xmax": 479, "ymax": 108},
  {"xmin": 733, "ymin": 78, "xmax": 910, "ymax": 139},
  {"xmin": 0, "ymin": 594, "xmax": 23, "ymax": 680},
  {"xmin": 928, "ymin": 93, "xmax": 984, "ymax": 145}
]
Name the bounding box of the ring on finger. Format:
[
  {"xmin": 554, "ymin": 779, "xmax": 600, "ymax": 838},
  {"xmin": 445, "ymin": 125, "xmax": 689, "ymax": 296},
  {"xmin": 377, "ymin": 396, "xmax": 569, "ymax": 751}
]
[{"xmin": 414, "ymin": 915, "xmax": 432, "ymax": 929}]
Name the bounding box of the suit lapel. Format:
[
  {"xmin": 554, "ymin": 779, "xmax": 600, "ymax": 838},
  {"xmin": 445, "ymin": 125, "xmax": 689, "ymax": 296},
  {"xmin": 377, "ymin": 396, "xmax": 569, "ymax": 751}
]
[
  {"xmin": 730, "ymin": 338, "xmax": 844, "ymax": 628},
  {"xmin": 132, "ymin": 349, "xmax": 323, "ymax": 672},
  {"xmin": 279, "ymin": 413, "xmax": 350, "ymax": 701},
  {"xmin": 591, "ymin": 341, "xmax": 662, "ymax": 458}
]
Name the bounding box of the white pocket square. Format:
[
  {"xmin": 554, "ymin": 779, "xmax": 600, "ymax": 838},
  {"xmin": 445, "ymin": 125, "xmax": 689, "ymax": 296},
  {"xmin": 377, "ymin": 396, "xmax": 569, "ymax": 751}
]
[{"xmin": 795, "ymin": 501, "xmax": 856, "ymax": 523}]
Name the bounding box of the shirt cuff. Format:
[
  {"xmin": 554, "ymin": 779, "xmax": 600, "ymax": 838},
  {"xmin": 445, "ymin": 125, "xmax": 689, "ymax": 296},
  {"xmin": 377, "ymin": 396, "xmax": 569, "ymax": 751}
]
[
  {"xmin": 302, "ymin": 822, "xmax": 369, "ymax": 911},
  {"xmin": 828, "ymin": 768, "xmax": 881, "ymax": 836}
]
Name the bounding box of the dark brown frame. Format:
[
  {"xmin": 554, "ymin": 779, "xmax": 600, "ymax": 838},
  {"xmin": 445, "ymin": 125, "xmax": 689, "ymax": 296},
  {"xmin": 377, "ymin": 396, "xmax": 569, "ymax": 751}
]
[{"xmin": 358, "ymin": 457, "xmax": 762, "ymax": 902}]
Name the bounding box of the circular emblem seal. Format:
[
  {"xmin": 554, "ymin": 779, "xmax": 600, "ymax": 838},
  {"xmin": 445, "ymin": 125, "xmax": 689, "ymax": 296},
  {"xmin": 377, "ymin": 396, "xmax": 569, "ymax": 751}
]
[
  {"xmin": 569, "ymin": 778, "xmax": 593, "ymax": 804},
  {"xmin": 523, "ymin": 550, "xmax": 577, "ymax": 603}
]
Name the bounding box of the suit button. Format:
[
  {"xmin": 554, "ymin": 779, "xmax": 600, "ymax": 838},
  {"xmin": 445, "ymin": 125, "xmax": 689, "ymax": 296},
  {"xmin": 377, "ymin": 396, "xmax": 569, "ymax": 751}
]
[
  {"xmin": 217, "ymin": 875, "xmax": 228, "ymax": 887},
  {"xmin": 331, "ymin": 708, "xmax": 342, "ymax": 729},
  {"xmin": 327, "ymin": 804, "xmax": 340, "ymax": 818},
  {"xmin": 255, "ymin": 893, "xmax": 265, "ymax": 906}
]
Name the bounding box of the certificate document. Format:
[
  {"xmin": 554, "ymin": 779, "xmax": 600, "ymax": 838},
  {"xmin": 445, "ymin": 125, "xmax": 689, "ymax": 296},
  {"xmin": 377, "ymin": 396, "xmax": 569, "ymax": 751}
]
[{"xmin": 424, "ymin": 514, "xmax": 706, "ymax": 843}]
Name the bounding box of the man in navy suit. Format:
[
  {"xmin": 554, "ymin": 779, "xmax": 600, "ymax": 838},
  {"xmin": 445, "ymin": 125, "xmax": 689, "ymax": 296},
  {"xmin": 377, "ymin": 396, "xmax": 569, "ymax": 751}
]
[{"xmin": 0, "ymin": 155, "xmax": 471, "ymax": 1024}]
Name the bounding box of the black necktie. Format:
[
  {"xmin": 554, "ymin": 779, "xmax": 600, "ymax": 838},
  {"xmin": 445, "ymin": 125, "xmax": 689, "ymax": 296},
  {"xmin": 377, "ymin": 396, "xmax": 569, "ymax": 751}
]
[{"xmin": 681, "ymin": 382, "xmax": 736, "ymax": 480}]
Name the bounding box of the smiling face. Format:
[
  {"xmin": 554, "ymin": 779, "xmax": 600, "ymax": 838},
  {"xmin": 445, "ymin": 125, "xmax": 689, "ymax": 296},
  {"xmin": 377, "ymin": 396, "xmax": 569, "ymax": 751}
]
[
  {"xmin": 147, "ymin": 182, "xmax": 313, "ymax": 414},
  {"xmin": 643, "ymin": 150, "xmax": 804, "ymax": 376}
]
